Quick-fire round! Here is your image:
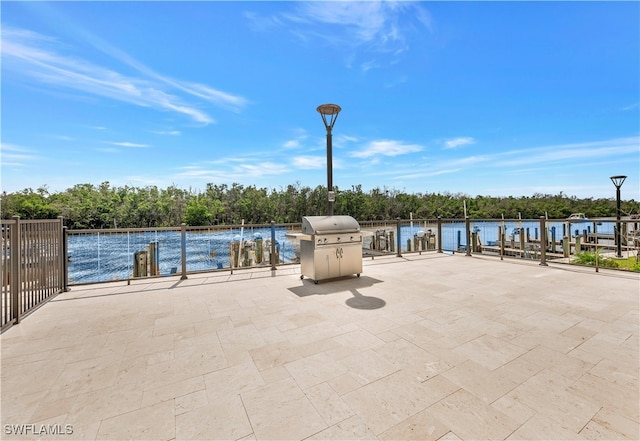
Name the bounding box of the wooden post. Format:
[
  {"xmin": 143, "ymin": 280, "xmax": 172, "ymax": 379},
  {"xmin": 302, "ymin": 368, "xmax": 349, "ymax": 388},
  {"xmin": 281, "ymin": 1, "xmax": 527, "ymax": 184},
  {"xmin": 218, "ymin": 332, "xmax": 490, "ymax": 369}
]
[
  {"xmin": 396, "ymin": 218, "xmax": 402, "ymax": 257},
  {"xmin": 180, "ymin": 223, "xmax": 188, "ymax": 280},
  {"xmin": 437, "ymin": 217, "xmax": 443, "ymax": 253},
  {"xmin": 270, "ymin": 221, "xmax": 277, "ymax": 270},
  {"xmin": 539, "ymin": 216, "xmax": 548, "ymax": 266},
  {"xmin": 465, "ymin": 217, "xmax": 471, "ymax": 256}
]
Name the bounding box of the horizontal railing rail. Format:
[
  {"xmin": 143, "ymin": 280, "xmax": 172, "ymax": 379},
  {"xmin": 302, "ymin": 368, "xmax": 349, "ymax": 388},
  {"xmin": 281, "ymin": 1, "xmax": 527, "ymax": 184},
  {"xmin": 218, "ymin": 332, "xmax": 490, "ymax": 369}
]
[
  {"xmin": 2, "ymin": 215, "xmax": 638, "ymax": 328},
  {"xmin": 64, "ymin": 216, "xmax": 640, "ymax": 285}
]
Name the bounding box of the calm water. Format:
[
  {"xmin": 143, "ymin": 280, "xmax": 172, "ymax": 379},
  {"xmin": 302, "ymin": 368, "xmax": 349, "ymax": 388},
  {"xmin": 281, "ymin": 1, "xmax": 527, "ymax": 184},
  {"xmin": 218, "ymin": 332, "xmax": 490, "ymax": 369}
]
[{"xmin": 68, "ymin": 220, "xmax": 615, "ymax": 284}]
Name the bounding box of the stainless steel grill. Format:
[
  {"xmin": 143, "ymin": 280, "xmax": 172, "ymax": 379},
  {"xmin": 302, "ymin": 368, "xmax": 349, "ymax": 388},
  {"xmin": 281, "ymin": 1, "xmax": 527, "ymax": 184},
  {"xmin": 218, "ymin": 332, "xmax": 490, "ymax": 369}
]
[{"xmin": 288, "ymin": 216, "xmax": 368, "ymax": 284}]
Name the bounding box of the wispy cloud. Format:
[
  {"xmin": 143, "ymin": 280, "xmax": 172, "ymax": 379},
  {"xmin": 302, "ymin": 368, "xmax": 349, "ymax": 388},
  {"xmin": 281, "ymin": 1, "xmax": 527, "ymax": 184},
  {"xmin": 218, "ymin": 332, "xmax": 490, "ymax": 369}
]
[
  {"xmin": 248, "ymin": 1, "xmax": 432, "ymax": 69},
  {"xmin": 292, "ymin": 155, "xmax": 325, "ymax": 169},
  {"xmin": 105, "ymin": 141, "xmax": 150, "ymax": 148},
  {"xmin": 444, "ymin": 137, "xmax": 476, "ymax": 149},
  {"xmin": 282, "ymin": 129, "xmax": 309, "ymax": 149},
  {"xmin": 0, "ymin": 143, "xmax": 40, "ymax": 166},
  {"xmin": 350, "ymin": 140, "xmax": 423, "ymax": 159},
  {"xmin": 153, "ymin": 130, "xmax": 181, "ymax": 136},
  {"xmin": 1, "ymin": 27, "xmax": 248, "ymax": 125},
  {"xmin": 174, "ymin": 160, "xmax": 289, "ymax": 182}
]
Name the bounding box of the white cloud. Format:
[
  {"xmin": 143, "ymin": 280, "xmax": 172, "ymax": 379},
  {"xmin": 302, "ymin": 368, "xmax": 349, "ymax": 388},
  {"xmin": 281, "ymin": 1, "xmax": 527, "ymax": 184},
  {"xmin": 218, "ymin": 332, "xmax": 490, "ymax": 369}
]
[
  {"xmin": 1, "ymin": 26, "xmax": 248, "ymax": 125},
  {"xmin": 444, "ymin": 137, "xmax": 476, "ymax": 149},
  {"xmin": 0, "ymin": 143, "xmax": 40, "ymax": 165},
  {"xmin": 250, "ymin": 2, "xmax": 432, "ymax": 69},
  {"xmin": 292, "ymin": 156, "xmax": 325, "ymax": 169},
  {"xmin": 106, "ymin": 141, "xmax": 150, "ymax": 148},
  {"xmin": 350, "ymin": 140, "xmax": 423, "ymax": 159}
]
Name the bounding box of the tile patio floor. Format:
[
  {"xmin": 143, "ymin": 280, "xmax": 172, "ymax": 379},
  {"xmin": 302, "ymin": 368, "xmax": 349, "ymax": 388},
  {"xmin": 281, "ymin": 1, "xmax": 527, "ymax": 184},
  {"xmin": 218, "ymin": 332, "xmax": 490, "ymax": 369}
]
[{"xmin": 1, "ymin": 253, "xmax": 639, "ymax": 440}]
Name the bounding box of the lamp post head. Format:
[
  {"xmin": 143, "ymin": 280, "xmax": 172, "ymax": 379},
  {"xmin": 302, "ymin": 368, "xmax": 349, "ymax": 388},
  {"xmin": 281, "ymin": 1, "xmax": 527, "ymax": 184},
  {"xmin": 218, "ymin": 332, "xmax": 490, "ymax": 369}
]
[
  {"xmin": 317, "ymin": 104, "xmax": 341, "ymax": 130},
  {"xmin": 610, "ymin": 175, "xmax": 627, "ymax": 189}
]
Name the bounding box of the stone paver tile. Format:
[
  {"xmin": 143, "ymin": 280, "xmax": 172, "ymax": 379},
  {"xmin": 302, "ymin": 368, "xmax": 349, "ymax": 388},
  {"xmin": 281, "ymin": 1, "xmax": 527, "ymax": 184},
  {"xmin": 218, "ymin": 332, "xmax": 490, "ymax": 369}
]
[
  {"xmin": 327, "ymin": 373, "xmax": 363, "ymax": 396},
  {"xmin": 1, "ymin": 390, "xmax": 48, "ymax": 424},
  {"xmin": 490, "ymin": 395, "xmax": 536, "ymax": 426},
  {"xmin": 441, "ymin": 359, "xmax": 520, "ymax": 403},
  {"xmin": 427, "ymin": 389, "xmax": 519, "ymax": 440},
  {"xmin": 141, "ymin": 375, "xmax": 205, "ymax": 407},
  {"xmin": 331, "ymin": 328, "xmax": 386, "ymax": 352},
  {"xmin": 580, "ymin": 420, "xmax": 635, "ymax": 440},
  {"xmin": 513, "ymin": 345, "xmax": 595, "ymax": 382},
  {"xmin": 175, "ymin": 393, "xmax": 252, "ymax": 440},
  {"xmin": 175, "ymin": 389, "xmax": 208, "ymax": 416},
  {"xmin": 453, "ymin": 334, "xmax": 527, "ymax": 370},
  {"xmin": 241, "ymin": 377, "xmax": 326, "ymax": 440},
  {"xmin": 47, "ymin": 357, "xmax": 121, "ymax": 399},
  {"xmin": 144, "ymin": 347, "xmax": 227, "ymax": 391},
  {"xmin": 510, "ymin": 327, "xmax": 585, "ymax": 353},
  {"xmin": 569, "ymin": 372, "xmax": 639, "ymax": 423},
  {"xmin": 217, "ymin": 323, "xmax": 266, "ymax": 352},
  {"xmin": 95, "ymin": 400, "xmax": 175, "ymax": 440},
  {"xmin": 591, "ymin": 408, "xmax": 640, "ymax": 440},
  {"xmin": 506, "ymin": 369, "xmax": 602, "ymax": 432},
  {"xmin": 338, "ymin": 349, "xmax": 398, "ymax": 386},
  {"xmin": 259, "ymin": 365, "xmax": 291, "ymax": 384},
  {"xmin": 64, "ymin": 384, "xmax": 144, "ymax": 428},
  {"xmin": 249, "ymin": 340, "xmax": 304, "ymax": 371},
  {"xmin": 436, "ymin": 432, "xmax": 463, "ymax": 441},
  {"xmin": 27, "ymin": 395, "xmax": 78, "ymax": 425},
  {"xmin": 285, "ymin": 352, "xmax": 347, "ymax": 390},
  {"xmin": 284, "ymin": 321, "xmax": 348, "ymax": 346},
  {"xmin": 305, "ymin": 415, "xmax": 378, "ymax": 441},
  {"xmin": 304, "ymin": 382, "xmax": 355, "ymax": 426},
  {"xmin": 373, "ymin": 338, "xmax": 452, "ymax": 382},
  {"xmin": 342, "ymin": 372, "xmax": 459, "ymax": 435},
  {"xmin": 519, "ymin": 310, "xmax": 583, "ymax": 333},
  {"xmin": 204, "ymin": 360, "xmax": 265, "ymax": 399},
  {"xmin": 1, "ymin": 359, "xmax": 67, "ymax": 397},
  {"xmin": 378, "ymin": 407, "xmax": 450, "ymax": 441},
  {"xmin": 506, "ymin": 414, "xmax": 585, "ymax": 440},
  {"xmin": 122, "ymin": 334, "xmax": 175, "ymax": 360},
  {"xmin": 589, "ymin": 356, "xmax": 639, "ymax": 385}
]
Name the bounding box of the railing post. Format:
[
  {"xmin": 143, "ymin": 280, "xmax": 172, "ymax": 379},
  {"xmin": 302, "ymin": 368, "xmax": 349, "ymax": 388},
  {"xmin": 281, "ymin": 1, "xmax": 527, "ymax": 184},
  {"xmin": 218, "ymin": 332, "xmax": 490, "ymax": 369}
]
[
  {"xmin": 539, "ymin": 216, "xmax": 548, "ymax": 266},
  {"xmin": 180, "ymin": 223, "xmax": 188, "ymax": 280},
  {"xmin": 60, "ymin": 217, "xmax": 69, "ymax": 292},
  {"xmin": 270, "ymin": 221, "xmax": 277, "ymax": 270},
  {"xmin": 10, "ymin": 216, "xmax": 21, "ymax": 324},
  {"xmin": 465, "ymin": 217, "xmax": 471, "ymax": 256},
  {"xmin": 396, "ymin": 218, "xmax": 402, "ymax": 257},
  {"xmin": 437, "ymin": 216, "xmax": 443, "ymax": 253}
]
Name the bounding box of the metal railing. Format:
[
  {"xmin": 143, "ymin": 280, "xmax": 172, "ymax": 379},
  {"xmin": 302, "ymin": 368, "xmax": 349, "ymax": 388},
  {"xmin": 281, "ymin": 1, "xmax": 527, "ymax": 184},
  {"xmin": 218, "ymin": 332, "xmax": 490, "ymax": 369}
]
[
  {"xmin": 65, "ymin": 217, "xmax": 640, "ymax": 286},
  {"xmin": 1, "ymin": 216, "xmax": 65, "ymax": 330},
  {"xmin": 3, "ymin": 216, "xmax": 637, "ymax": 328}
]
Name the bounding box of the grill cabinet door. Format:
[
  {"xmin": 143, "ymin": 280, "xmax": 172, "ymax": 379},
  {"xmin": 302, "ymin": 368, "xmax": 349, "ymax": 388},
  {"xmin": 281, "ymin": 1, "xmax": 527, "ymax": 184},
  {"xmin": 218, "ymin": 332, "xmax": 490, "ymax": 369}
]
[
  {"xmin": 313, "ymin": 246, "xmax": 340, "ymax": 280},
  {"xmin": 337, "ymin": 243, "xmax": 363, "ymax": 277}
]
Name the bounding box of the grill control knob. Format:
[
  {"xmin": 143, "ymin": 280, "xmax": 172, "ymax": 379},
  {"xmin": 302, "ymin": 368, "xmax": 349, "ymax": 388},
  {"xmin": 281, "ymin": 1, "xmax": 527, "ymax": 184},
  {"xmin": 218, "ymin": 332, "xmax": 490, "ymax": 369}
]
[{"xmin": 323, "ymin": 238, "xmax": 327, "ymax": 243}]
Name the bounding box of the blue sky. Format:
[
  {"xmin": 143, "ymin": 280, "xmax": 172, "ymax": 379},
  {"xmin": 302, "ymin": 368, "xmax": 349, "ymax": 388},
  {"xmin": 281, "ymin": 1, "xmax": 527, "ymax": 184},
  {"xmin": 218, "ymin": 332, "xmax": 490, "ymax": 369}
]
[{"xmin": 2, "ymin": 1, "xmax": 639, "ymax": 200}]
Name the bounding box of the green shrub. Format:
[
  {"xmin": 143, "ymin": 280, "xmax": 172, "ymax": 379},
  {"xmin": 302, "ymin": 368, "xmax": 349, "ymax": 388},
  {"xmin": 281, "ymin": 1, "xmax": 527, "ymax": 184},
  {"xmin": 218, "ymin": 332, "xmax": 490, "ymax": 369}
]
[{"xmin": 572, "ymin": 251, "xmax": 619, "ymax": 268}]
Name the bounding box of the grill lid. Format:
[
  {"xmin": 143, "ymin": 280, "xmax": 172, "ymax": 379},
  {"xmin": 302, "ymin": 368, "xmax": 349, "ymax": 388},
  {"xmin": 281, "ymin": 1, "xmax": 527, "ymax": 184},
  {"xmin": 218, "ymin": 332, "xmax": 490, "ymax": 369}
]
[{"xmin": 302, "ymin": 215, "xmax": 360, "ymax": 235}]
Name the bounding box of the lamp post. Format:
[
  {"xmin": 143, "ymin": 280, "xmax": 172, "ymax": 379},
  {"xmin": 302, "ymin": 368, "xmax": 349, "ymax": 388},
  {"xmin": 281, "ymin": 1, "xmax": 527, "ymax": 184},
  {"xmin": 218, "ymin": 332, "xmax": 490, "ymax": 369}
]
[
  {"xmin": 317, "ymin": 104, "xmax": 341, "ymax": 216},
  {"xmin": 610, "ymin": 175, "xmax": 627, "ymax": 258}
]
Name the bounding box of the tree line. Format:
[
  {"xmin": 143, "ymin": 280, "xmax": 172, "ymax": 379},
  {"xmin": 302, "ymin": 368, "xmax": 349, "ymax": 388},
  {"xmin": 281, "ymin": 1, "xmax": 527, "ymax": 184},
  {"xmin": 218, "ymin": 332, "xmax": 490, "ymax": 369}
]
[{"xmin": 1, "ymin": 182, "xmax": 638, "ymax": 230}]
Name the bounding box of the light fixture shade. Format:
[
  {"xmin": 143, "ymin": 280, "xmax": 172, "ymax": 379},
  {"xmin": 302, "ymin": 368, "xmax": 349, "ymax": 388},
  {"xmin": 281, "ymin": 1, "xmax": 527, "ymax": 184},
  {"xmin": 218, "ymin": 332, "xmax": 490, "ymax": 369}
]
[
  {"xmin": 610, "ymin": 175, "xmax": 627, "ymax": 188},
  {"xmin": 317, "ymin": 104, "xmax": 341, "ymax": 129}
]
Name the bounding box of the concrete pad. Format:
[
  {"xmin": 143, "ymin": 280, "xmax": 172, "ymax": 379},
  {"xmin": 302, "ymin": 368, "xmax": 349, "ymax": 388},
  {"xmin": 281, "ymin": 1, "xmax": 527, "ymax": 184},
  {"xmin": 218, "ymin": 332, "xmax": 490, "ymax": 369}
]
[{"xmin": 1, "ymin": 253, "xmax": 638, "ymax": 440}]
